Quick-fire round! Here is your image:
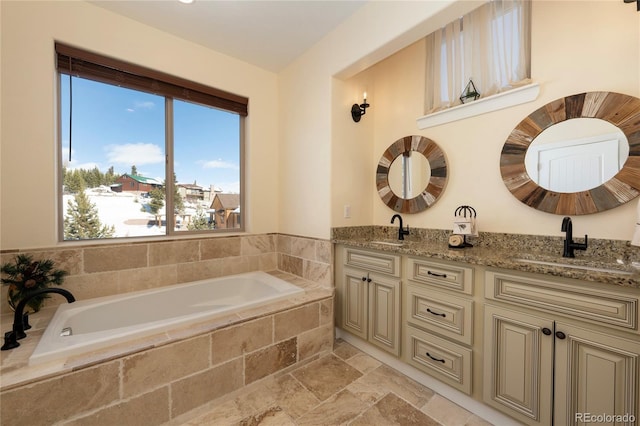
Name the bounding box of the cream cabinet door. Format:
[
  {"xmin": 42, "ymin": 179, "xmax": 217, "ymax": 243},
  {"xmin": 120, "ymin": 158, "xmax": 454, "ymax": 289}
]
[
  {"xmin": 341, "ymin": 267, "xmax": 368, "ymax": 340},
  {"xmin": 554, "ymin": 322, "xmax": 639, "ymax": 426},
  {"xmin": 484, "ymin": 304, "xmax": 554, "ymax": 426},
  {"xmin": 368, "ymin": 273, "xmax": 401, "ymax": 356}
]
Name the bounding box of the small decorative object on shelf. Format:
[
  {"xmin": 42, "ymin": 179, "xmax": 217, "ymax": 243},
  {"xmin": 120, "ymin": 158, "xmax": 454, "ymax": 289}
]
[
  {"xmin": 1, "ymin": 254, "xmax": 68, "ymax": 312},
  {"xmin": 459, "ymin": 79, "xmax": 480, "ymax": 104}
]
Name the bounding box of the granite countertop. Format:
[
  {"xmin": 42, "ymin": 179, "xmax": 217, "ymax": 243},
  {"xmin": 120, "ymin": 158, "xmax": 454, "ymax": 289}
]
[{"xmin": 333, "ymin": 236, "xmax": 640, "ymax": 289}]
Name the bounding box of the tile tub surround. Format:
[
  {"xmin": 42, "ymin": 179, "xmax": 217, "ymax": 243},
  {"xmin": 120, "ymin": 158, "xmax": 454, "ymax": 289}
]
[
  {"xmin": 0, "ymin": 233, "xmax": 333, "ymax": 310},
  {"xmin": 332, "ymin": 226, "xmax": 640, "ymax": 288},
  {"xmin": 0, "ymin": 272, "xmax": 334, "ymax": 426}
]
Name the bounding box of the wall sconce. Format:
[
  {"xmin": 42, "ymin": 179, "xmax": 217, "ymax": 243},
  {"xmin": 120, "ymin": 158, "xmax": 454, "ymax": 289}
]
[{"xmin": 351, "ymin": 92, "xmax": 370, "ymax": 122}]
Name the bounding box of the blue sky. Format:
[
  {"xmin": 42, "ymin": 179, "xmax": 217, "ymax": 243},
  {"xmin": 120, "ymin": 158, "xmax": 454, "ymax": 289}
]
[{"xmin": 60, "ymin": 76, "xmax": 240, "ymax": 193}]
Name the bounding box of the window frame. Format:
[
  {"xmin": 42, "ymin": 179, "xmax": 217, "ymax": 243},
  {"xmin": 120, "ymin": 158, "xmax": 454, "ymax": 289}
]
[{"xmin": 55, "ymin": 42, "xmax": 247, "ymax": 241}]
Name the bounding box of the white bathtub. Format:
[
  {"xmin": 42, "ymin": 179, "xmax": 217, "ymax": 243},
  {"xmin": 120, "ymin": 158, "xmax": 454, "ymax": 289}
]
[{"xmin": 29, "ymin": 271, "xmax": 303, "ymax": 366}]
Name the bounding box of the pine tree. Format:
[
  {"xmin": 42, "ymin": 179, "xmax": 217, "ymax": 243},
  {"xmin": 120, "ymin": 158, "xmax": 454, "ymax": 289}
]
[
  {"xmin": 187, "ymin": 206, "xmax": 215, "ymax": 230},
  {"xmin": 172, "ymin": 173, "xmax": 184, "ymax": 214},
  {"xmin": 148, "ymin": 187, "xmax": 165, "ymax": 214},
  {"xmin": 64, "ymin": 190, "xmax": 116, "ymax": 239}
]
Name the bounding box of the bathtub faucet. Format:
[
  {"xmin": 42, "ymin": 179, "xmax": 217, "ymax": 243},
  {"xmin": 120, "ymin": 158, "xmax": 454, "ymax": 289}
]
[{"xmin": 1, "ymin": 288, "xmax": 76, "ymax": 351}]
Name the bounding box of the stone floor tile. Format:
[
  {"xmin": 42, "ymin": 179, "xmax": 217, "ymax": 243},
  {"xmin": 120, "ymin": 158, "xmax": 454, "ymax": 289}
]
[
  {"xmin": 332, "ymin": 339, "xmax": 361, "ymax": 360},
  {"xmin": 296, "ymin": 390, "xmax": 370, "ymax": 426},
  {"xmin": 264, "ymin": 374, "xmax": 321, "ymax": 419},
  {"xmin": 345, "ymin": 352, "xmax": 382, "ymax": 374},
  {"xmin": 421, "ymin": 394, "xmax": 475, "ymax": 426},
  {"xmin": 238, "ymin": 406, "xmax": 296, "ymax": 426},
  {"xmin": 350, "ymin": 393, "xmax": 442, "ymax": 426},
  {"xmin": 465, "ymin": 414, "xmax": 495, "ymax": 426},
  {"xmin": 358, "ymin": 364, "xmax": 435, "ymax": 407},
  {"xmin": 291, "ymin": 354, "xmax": 362, "ymax": 401}
]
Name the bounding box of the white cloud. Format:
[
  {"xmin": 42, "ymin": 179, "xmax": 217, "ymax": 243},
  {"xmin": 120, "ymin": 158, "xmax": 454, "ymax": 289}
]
[
  {"xmin": 66, "ymin": 161, "xmax": 101, "ymax": 170},
  {"xmin": 126, "ymin": 101, "xmax": 155, "ymax": 113},
  {"xmin": 199, "ymin": 159, "xmax": 239, "ymax": 170},
  {"xmin": 135, "ymin": 101, "xmax": 155, "ymax": 109},
  {"xmin": 105, "ymin": 143, "xmax": 164, "ymax": 166}
]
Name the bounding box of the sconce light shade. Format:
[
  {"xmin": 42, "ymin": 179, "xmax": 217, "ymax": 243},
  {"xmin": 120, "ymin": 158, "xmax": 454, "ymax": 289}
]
[{"xmin": 351, "ymin": 94, "xmax": 370, "ymax": 122}]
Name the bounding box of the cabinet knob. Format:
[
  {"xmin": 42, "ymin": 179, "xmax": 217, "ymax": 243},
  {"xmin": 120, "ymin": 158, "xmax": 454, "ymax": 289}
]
[
  {"xmin": 361, "ymin": 277, "xmax": 367, "ymax": 281},
  {"xmin": 426, "ymin": 352, "xmax": 446, "ymax": 363},
  {"xmin": 542, "ymin": 327, "xmax": 552, "ymax": 336},
  {"xmin": 555, "ymin": 331, "xmax": 566, "ymax": 340},
  {"xmin": 367, "ymin": 278, "xmax": 372, "ymax": 283}
]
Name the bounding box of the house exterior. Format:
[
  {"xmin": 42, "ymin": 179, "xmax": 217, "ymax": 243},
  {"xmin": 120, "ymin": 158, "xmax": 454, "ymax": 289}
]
[
  {"xmin": 177, "ymin": 183, "xmax": 204, "ymax": 202},
  {"xmin": 114, "ymin": 174, "xmax": 162, "ymax": 193},
  {"xmin": 209, "ymin": 193, "xmax": 240, "ymax": 229}
]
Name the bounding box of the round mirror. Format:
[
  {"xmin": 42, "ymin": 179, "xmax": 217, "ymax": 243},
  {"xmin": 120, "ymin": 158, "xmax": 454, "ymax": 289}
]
[
  {"xmin": 501, "ymin": 91, "xmax": 640, "ymax": 215},
  {"xmin": 377, "ymin": 135, "xmax": 447, "ymax": 213},
  {"xmin": 388, "ymin": 151, "xmax": 431, "ymax": 198}
]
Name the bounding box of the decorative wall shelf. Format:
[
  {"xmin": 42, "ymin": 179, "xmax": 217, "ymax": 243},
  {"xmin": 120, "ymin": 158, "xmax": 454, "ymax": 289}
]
[{"xmin": 416, "ymin": 82, "xmax": 540, "ymax": 129}]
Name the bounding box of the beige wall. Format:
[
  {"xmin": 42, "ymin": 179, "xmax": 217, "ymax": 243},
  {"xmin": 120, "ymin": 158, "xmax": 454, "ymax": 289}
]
[
  {"xmin": 333, "ymin": 1, "xmax": 640, "ymax": 241},
  {"xmin": 2, "ymin": 1, "xmax": 639, "ymax": 248},
  {"xmin": 0, "ymin": 1, "xmax": 279, "ymax": 250}
]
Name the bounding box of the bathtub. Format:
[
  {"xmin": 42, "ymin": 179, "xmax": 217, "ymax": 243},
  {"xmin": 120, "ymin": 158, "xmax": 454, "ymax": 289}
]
[{"xmin": 29, "ymin": 271, "xmax": 304, "ymax": 366}]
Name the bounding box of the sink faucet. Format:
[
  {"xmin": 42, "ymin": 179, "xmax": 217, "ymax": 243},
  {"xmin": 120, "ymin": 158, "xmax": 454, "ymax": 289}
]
[
  {"xmin": 561, "ymin": 217, "xmax": 588, "ymax": 258},
  {"xmin": 391, "ymin": 214, "xmax": 410, "ymax": 241},
  {"xmin": 1, "ymin": 287, "xmax": 75, "ymax": 351}
]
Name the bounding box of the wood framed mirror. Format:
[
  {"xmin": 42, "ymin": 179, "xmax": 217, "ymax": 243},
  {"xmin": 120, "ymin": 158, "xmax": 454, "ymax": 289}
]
[
  {"xmin": 500, "ymin": 91, "xmax": 640, "ymax": 215},
  {"xmin": 377, "ymin": 135, "xmax": 448, "ymax": 213}
]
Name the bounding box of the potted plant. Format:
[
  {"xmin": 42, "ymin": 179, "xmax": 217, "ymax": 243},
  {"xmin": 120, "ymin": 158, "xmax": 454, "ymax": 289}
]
[{"xmin": 1, "ymin": 254, "xmax": 69, "ymax": 312}]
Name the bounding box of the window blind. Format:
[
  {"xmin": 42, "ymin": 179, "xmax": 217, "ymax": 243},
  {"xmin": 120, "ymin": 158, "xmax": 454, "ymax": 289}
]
[{"xmin": 55, "ymin": 42, "xmax": 248, "ymax": 116}]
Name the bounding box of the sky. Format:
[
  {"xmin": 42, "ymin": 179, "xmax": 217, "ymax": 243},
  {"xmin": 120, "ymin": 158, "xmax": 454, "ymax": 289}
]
[{"xmin": 60, "ymin": 76, "xmax": 241, "ymax": 193}]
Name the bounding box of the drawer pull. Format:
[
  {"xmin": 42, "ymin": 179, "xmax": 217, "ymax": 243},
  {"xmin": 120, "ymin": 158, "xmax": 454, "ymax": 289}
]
[
  {"xmin": 427, "ymin": 271, "xmax": 447, "ymax": 278},
  {"xmin": 426, "ymin": 352, "xmax": 446, "ymax": 363},
  {"xmin": 426, "ymin": 308, "xmax": 446, "ymax": 318}
]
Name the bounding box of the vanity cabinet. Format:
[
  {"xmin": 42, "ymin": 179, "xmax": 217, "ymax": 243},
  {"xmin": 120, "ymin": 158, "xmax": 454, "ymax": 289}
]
[
  {"xmin": 336, "ymin": 247, "xmax": 402, "ymax": 356},
  {"xmin": 403, "ymin": 257, "xmax": 475, "ymax": 395},
  {"xmin": 484, "ymin": 269, "xmax": 640, "ymax": 426}
]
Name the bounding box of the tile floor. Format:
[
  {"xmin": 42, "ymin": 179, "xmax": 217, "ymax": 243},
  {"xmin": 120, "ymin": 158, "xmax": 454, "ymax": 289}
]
[{"xmin": 168, "ymin": 339, "xmax": 493, "ymax": 426}]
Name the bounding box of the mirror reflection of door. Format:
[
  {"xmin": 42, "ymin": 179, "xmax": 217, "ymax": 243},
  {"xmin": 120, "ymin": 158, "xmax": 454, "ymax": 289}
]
[
  {"xmin": 524, "ymin": 118, "xmax": 628, "ymax": 193},
  {"xmin": 388, "ymin": 151, "xmax": 431, "ymax": 199}
]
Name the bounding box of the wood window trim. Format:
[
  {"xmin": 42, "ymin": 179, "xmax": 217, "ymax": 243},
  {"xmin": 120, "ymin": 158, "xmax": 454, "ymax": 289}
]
[{"xmin": 55, "ymin": 42, "xmax": 248, "ymax": 116}]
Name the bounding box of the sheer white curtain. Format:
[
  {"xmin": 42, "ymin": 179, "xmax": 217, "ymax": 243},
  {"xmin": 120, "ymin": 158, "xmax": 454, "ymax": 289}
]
[{"xmin": 425, "ymin": 0, "xmax": 531, "ymax": 113}]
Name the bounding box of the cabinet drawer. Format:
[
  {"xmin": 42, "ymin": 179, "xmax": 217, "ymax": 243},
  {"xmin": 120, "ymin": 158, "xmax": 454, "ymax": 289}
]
[
  {"xmin": 485, "ymin": 269, "xmax": 639, "ymax": 333},
  {"xmin": 404, "ymin": 325, "xmax": 472, "ymax": 395},
  {"xmin": 407, "ymin": 257, "xmax": 473, "ymax": 294},
  {"xmin": 344, "ymin": 248, "xmax": 400, "ymax": 277},
  {"xmin": 405, "ymin": 284, "xmax": 473, "ymax": 345}
]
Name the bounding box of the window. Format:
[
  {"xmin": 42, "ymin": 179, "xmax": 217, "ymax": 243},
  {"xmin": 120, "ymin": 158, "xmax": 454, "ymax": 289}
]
[
  {"xmin": 424, "ymin": 0, "xmax": 531, "ymax": 113},
  {"xmin": 56, "ymin": 43, "xmax": 247, "ymax": 240}
]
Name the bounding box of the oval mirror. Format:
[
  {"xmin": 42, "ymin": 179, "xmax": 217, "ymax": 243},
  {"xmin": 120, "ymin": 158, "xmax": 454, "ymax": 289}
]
[
  {"xmin": 501, "ymin": 91, "xmax": 640, "ymax": 215},
  {"xmin": 377, "ymin": 135, "xmax": 447, "ymax": 213},
  {"xmin": 524, "ymin": 118, "xmax": 629, "ymax": 193}
]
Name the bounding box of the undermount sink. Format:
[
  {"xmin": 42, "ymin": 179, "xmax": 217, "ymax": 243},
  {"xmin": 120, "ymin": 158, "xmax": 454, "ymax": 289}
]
[
  {"xmin": 370, "ymin": 240, "xmax": 404, "ymax": 247},
  {"xmin": 514, "ymin": 258, "xmax": 633, "ymax": 275}
]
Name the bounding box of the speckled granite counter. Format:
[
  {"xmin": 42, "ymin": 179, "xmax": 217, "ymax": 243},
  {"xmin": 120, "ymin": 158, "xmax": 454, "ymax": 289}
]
[{"xmin": 332, "ymin": 226, "xmax": 640, "ymax": 289}]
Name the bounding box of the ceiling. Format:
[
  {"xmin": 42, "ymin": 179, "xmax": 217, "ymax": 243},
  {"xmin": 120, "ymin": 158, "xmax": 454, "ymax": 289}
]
[{"xmin": 91, "ymin": 0, "xmax": 367, "ymax": 72}]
